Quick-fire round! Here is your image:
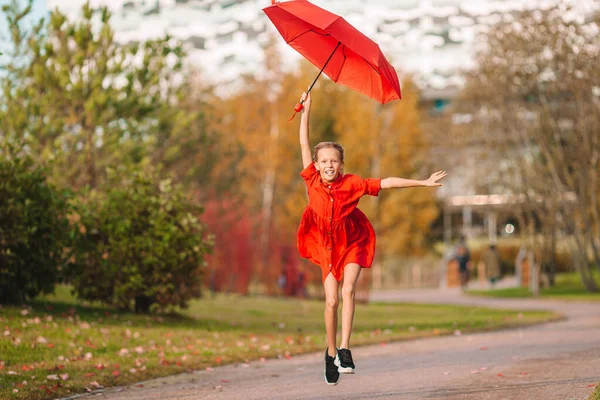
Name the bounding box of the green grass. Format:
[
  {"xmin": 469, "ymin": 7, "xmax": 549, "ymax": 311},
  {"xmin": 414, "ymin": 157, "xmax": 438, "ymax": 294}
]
[
  {"xmin": 468, "ymin": 273, "xmax": 600, "ymax": 301},
  {"xmin": 0, "ymin": 285, "xmax": 558, "ymax": 400},
  {"xmin": 589, "ymin": 384, "xmax": 600, "ymax": 400}
]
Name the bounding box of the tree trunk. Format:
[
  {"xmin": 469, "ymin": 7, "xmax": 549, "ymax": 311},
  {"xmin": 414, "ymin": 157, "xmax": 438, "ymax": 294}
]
[
  {"xmin": 548, "ymin": 223, "xmax": 556, "ymax": 286},
  {"xmin": 572, "ymin": 231, "xmax": 598, "ymax": 292},
  {"xmin": 260, "ymin": 105, "xmax": 279, "ymax": 293},
  {"xmin": 134, "ymin": 295, "xmax": 154, "ymax": 314}
]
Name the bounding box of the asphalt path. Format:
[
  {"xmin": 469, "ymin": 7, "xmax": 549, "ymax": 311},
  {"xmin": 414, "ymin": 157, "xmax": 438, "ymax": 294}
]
[{"xmin": 83, "ymin": 289, "xmax": 600, "ymax": 400}]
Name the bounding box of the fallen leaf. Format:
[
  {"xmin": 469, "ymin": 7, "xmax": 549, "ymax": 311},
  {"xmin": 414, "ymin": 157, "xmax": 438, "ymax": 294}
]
[
  {"xmin": 480, "ymin": 347, "xmax": 488, "ymax": 350},
  {"xmin": 497, "ymin": 373, "xmax": 504, "ymax": 377}
]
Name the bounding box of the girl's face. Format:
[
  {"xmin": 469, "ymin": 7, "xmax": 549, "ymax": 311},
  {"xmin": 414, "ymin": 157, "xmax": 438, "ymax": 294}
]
[{"xmin": 315, "ymin": 148, "xmax": 343, "ymax": 183}]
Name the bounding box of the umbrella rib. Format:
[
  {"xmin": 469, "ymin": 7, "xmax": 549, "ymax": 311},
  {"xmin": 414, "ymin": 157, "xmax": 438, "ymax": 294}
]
[
  {"xmin": 286, "ymin": 29, "xmax": 331, "ymax": 45},
  {"xmin": 332, "ymin": 46, "xmax": 347, "ymax": 82},
  {"xmin": 286, "ymin": 29, "xmax": 380, "ymax": 78}
]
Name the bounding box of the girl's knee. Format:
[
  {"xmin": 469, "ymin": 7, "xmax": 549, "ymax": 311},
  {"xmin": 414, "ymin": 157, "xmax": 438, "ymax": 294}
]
[
  {"xmin": 341, "ymin": 285, "xmax": 356, "ymax": 299},
  {"xmin": 325, "ymin": 296, "xmax": 339, "ymax": 310}
]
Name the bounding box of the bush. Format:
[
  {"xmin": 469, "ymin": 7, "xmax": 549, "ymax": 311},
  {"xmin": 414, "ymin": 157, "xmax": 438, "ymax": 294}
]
[
  {"xmin": 0, "ymin": 150, "xmax": 71, "ymax": 303},
  {"xmin": 67, "ymin": 169, "xmax": 212, "ymax": 313}
]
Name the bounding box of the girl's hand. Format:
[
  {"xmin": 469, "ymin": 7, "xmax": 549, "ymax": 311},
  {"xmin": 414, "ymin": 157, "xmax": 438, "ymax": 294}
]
[
  {"xmin": 424, "ymin": 170, "xmax": 447, "ymax": 186},
  {"xmin": 300, "ymin": 92, "xmax": 311, "ymax": 113}
]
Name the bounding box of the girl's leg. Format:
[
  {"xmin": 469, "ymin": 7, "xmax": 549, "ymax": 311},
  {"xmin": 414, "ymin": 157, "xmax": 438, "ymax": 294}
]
[
  {"xmin": 340, "ymin": 263, "xmax": 361, "ymax": 349},
  {"xmin": 323, "ymin": 272, "xmax": 340, "ymax": 357}
]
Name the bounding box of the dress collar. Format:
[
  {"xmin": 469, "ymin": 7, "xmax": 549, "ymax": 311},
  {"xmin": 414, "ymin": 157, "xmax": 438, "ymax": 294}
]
[{"xmin": 320, "ymin": 174, "xmax": 343, "ymax": 188}]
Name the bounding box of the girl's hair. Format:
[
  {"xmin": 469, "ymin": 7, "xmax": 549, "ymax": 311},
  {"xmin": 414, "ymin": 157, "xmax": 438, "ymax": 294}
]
[{"xmin": 313, "ymin": 142, "xmax": 345, "ymax": 162}]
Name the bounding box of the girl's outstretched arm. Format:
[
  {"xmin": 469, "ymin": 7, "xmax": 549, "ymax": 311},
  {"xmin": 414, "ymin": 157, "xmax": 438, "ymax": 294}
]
[
  {"xmin": 299, "ymin": 92, "xmax": 313, "ymax": 169},
  {"xmin": 381, "ymin": 170, "xmax": 447, "ymax": 189}
]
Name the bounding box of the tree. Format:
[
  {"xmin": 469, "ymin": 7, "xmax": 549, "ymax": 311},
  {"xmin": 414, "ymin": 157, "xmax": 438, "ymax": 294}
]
[
  {"xmin": 215, "ymin": 54, "xmax": 438, "ymax": 290},
  {"xmin": 207, "ymin": 58, "xmax": 331, "ymax": 291},
  {"xmin": 0, "ymin": 146, "xmax": 72, "ymax": 303},
  {"xmin": 457, "ymin": 2, "xmax": 600, "ymax": 291},
  {"xmin": 0, "ymin": 1, "xmax": 201, "ymax": 190}
]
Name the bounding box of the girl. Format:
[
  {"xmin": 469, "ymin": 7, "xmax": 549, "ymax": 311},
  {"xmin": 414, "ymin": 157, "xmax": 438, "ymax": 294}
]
[{"xmin": 297, "ymin": 92, "xmax": 447, "ymax": 386}]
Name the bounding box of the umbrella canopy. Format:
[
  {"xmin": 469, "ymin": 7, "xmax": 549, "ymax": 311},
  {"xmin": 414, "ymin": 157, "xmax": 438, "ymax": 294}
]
[{"xmin": 263, "ymin": 0, "xmax": 402, "ymax": 106}]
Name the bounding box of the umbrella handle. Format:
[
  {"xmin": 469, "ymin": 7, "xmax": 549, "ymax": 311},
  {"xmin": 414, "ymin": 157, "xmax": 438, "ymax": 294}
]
[
  {"xmin": 288, "ymin": 102, "xmax": 304, "ymax": 121},
  {"xmin": 290, "ymin": 41, "xmax": 341, "ymax": 121}
]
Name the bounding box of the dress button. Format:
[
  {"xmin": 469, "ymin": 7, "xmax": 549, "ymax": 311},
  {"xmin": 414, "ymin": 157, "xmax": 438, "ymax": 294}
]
[
  {"xmin": 327, "ymin": 246, "xmax": 332, "ymax": 250},
  {"xmin": 328, "ymin": 217, "xmax": 332, "ymax": 221},
  {"xmin": 328, "ymin": 264, "xmax": 332, "ymax": 267}
]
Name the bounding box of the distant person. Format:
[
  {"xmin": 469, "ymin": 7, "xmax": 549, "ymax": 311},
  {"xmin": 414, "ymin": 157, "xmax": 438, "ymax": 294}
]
[
  {"xmin": 483, "ymin": 244, "xmax": 501, "ymax": 287},
  {"xmin": 296, "ymin": 91, "xmax": 447, "ymax": 385},
  {"xmin": 455, "ymin": 237, "xmax": 471, "ymax": 289},
  {"xmin": 296, "ymin": 271, "xmax": 307, "ymax": 298},
  {"xmin": 277, "ymin": 268, "xmax": 287, "ymax": 292}
]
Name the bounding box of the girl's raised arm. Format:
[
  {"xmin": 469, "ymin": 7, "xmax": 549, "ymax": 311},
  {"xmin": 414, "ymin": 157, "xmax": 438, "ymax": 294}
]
[
  {"xmin": 299, "ymin": 92, "xmax": 313, "ymax": 169},
  {"xmin": 381, "ymin": 170, "xmax": 447, "ymax": 189}
]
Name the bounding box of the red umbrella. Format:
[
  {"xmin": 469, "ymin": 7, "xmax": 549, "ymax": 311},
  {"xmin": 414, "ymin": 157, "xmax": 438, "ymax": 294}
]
[{"xmin": 263, "ymin": 0, "xmax": 402, "ymax": 118}]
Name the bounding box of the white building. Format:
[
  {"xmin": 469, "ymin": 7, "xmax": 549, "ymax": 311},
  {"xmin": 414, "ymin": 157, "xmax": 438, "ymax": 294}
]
[{"xmin": 46, "ymin": 0, "xmax": 597, "ymax": 98}]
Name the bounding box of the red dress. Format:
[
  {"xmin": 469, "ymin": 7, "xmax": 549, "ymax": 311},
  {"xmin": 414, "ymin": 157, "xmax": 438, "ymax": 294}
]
[{"xmin": 297, "ymin": 164, "xmax": 382, "ymax": 282}]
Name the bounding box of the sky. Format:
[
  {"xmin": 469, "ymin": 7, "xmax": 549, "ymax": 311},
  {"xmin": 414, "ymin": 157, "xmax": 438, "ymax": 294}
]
[{"xmin": 0, "ymin": 0, "xmax": 48, "ymax": 55}]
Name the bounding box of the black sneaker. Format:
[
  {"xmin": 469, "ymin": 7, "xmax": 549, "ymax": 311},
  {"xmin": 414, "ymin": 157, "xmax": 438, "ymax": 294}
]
[
  {"xmin": 337, "ymin": 348, "xmax": 355, "ymax": 374},
  {"xmin": 324, "ymin": 349, "xmax": 341, "ymax": 385}
]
